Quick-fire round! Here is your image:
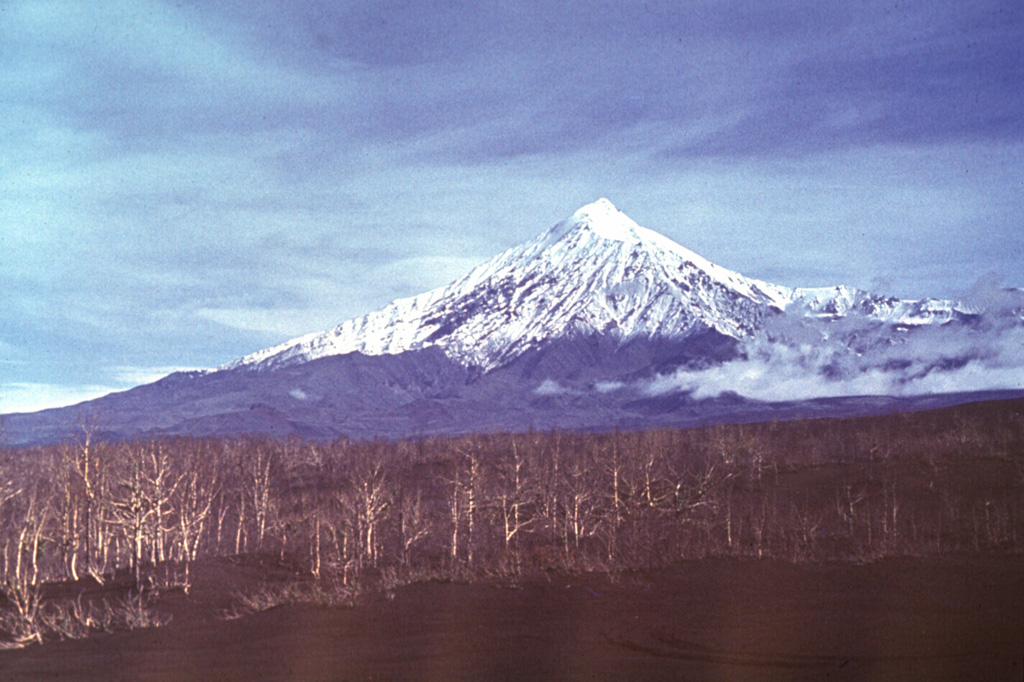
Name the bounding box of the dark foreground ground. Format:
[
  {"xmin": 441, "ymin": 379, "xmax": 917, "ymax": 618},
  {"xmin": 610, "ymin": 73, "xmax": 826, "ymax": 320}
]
[{"xmin": 1, "ymin": 554, "xmax": 1020, "ymax": 682}]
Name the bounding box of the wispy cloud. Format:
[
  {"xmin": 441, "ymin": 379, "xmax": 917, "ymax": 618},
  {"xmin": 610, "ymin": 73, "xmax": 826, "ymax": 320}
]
[{"xmin": 534, "ymin": 379, "xmax": 576, "ymax": 397}]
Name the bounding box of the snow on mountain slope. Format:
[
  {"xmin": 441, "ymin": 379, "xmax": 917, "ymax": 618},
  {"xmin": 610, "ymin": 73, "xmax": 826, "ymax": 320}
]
[
  {"xmin": 790, "ymin": 285, "xmax": 967, "ymax": 325},
  {"xmin": 226, "ymin": 199, "xmax": 968, "ymax": 373}
]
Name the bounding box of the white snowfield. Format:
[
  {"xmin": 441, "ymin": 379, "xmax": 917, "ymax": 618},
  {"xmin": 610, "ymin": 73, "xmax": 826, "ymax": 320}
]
[{"xmin": 226, "ymin": 199, "xmax": 968, "ymax": 372}]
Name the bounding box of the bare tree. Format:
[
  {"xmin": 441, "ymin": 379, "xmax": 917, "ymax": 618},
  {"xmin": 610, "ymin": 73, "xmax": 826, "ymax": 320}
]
[
  {"xmin": 0, "ymin": 465, "xmax": 23, "ymax": 583},
  {"xmin": 560, "ymin": 447, "xmax": 602, "ymax": 560},
  {"xmin": 443, "ymin": 441, "xmax": 483, "ymax": 566},
  {"xmin": 0, "ymin": 475, "xmax": 52, "ymax": 646},
  {"xmin": 667, "ymin": 456, "xmax": 723, "ymax": 555},
  {"xmin": 444, "ymin": 464, "xmax": 462, "ymax": 564},
  {"xmin": 495, "ymin": 437, "xmax": 537, "ymax": 560},
  {"xmin": 398, "ymin": 486, "xmax": 430, "ymax": 567},
  {"xmin": 66, "ymin": 418, "xmax": 101, "ymax": 575},
  {"xmin": 343, "ymin": 449, "xmax": 391, "ymax": 569},
  {"xmin": 53, "ymin": 445, "xmax": 83, "ymax": 581},
  {"xmin": 239, "ymin": 440, "xmax": 279, "ymax": 553},
  {"xmin": 142, "ymin": 442, "xmax": 182, "ymax": 566},
  {"xmin": 299, "ymin": 444, "xmax": 331, "ymax": 579},
  {"xmin": 175, "ymin": 442, "xmax": 221, "ymax": 590},
  {"xmin": 107, "ymin": 444, "xmax": 158, "ymax": 589}
]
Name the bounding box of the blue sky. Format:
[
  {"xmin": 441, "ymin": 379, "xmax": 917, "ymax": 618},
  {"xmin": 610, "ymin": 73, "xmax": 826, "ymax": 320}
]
[{"xmin": 2, "ymin": 0, "xmax": 1022, "ymax": 413}]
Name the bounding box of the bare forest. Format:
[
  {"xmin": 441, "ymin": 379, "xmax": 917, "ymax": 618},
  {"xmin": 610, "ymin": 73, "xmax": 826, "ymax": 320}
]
[{"xmin": 1, "ymin": 399, "xmax": 1022, "ymax": 648}]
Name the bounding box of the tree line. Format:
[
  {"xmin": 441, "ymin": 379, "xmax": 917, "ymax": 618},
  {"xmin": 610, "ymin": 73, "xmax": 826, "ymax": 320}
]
[{"xmin": 0, "ymin": 399, "xmax": 1021, "ymax": 639}]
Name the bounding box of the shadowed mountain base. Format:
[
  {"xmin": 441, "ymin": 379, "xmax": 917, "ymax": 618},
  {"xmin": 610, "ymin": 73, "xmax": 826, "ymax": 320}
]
[{"xmin": 5, "ymin": 334, "xmax": 1023, "ymax": 445}]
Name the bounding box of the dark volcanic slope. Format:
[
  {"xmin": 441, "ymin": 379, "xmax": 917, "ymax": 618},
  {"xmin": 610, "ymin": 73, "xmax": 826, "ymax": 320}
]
[{"xmin": 5, "ymin": 332, "xmax": 1022, "ymax": 445}]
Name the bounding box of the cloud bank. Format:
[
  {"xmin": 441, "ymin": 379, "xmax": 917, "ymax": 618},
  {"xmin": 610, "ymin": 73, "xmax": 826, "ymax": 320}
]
[{"xmin": 646, "ymin": 291, "xmax": 1024, "ymax": 402}]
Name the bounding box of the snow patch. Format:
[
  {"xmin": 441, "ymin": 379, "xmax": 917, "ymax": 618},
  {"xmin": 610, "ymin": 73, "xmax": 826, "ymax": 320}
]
[
  {"xmin": 534, "ymin": 379, "xmax": 569, "ymax": 396},
  {"xmin": 595, "ymin": 380, "xmax": 625, "ymax": 393}
]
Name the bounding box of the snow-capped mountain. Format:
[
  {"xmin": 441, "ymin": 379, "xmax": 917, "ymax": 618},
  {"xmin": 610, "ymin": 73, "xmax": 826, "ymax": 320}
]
[
  {"xmin": 4, "ymin": 199, "xmax": 1018, "ymax": 447},
  {"xmin": 227, "ymin": 199, "xmax": 967, "ymax": 373}
]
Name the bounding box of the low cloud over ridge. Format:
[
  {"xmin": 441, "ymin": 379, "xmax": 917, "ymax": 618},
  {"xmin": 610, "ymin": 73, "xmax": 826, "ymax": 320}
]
[{"xmin": 646, "ymin": 288, "xmax": 1024, "ymax": 402}]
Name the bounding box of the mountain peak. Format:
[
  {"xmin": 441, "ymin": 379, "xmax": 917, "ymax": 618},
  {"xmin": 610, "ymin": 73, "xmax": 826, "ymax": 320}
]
[
  {"xmin": 573, "ymin": 197, "xmax": 621, "ymax": 222},
  {"xmin": 549, "ymin": 198, "xmax": 643, "ymax": 243}
]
